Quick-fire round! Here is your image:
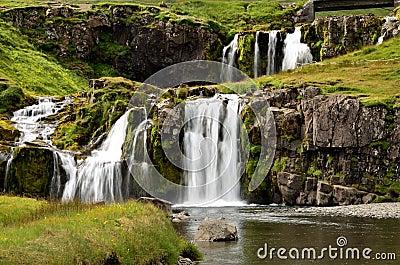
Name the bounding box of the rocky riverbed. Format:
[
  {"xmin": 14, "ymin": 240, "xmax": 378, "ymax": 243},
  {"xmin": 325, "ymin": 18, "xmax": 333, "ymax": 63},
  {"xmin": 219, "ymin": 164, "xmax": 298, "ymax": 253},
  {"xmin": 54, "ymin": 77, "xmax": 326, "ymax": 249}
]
[{"xmin": 294, "ymin": 202, "xmax": 400, "ymax": 219}]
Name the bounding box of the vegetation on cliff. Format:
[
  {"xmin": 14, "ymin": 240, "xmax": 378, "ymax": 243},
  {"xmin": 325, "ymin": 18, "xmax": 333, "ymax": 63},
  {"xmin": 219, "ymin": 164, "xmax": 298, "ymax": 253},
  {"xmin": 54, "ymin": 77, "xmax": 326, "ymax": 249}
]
[
  {"xmin": 256, "ymin": 36, "xmax": 400, "ymax": 106},
  {"xmin": 0, "ymin": 196, "xmax": 200, "ymax": 264},
  {"xmin": 0, "ymin": 19, "xmax": 86, "ymax": 114}
]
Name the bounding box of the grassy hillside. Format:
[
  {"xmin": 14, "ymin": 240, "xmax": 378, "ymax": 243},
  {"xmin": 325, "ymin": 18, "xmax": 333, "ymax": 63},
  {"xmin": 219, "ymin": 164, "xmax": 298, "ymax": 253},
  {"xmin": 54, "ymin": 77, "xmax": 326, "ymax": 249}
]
[
  {"xmin": 256, "ymin": 37, "xmax": 400, "ymax": 106},
  {"xmin": 0, "ymin": 20, "xmax": 86, "ymax": 97},
  {"xmin": 0, "ymin": 196, "xmax": 200, "ymax": 264}
]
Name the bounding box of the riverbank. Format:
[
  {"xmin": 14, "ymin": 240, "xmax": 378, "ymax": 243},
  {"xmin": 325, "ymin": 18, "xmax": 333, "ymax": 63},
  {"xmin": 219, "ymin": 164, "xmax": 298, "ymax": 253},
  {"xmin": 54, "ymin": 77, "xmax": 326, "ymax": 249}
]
[
  {"xmin": 294, "ymin": 202, "xmax": 400, "ymax": 219},
  {"xmin": 0, "ymin": 196, "xmax": 200, "ymax": 265}
]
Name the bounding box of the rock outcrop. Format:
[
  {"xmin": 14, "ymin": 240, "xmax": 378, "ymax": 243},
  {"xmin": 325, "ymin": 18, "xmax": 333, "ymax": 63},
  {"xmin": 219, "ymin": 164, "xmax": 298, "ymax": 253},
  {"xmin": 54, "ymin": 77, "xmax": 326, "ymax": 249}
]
[
  {"xmin": 194, "ymin": 217, "xmax": 238, "ymax": 241},
  {"xmin": 242, "ymin": 85, "xmax": 400, "ymax": 205},
  {"xmin": 1, "ymin": 5, "xmax": 221, "ymax": 82},
  {"xmin": 302, "ymin": 15, "xmax": 383, "ymax": 60}
]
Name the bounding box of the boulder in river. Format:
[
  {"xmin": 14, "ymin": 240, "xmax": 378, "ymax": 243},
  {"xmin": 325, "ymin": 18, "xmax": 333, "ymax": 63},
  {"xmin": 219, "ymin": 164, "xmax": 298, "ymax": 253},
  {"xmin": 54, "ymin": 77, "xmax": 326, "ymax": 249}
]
[{"xmin": 194, "ymin": 217, "xmax": 238, "ymax": 241}]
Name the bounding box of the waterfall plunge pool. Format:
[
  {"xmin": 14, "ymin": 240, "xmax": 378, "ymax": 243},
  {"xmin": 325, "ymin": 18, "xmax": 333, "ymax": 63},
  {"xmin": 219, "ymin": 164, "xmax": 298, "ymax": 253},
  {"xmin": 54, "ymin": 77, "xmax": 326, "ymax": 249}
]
[{"xmin": 173, "ymin": 206, "xmax": 399, "ymax": 265}]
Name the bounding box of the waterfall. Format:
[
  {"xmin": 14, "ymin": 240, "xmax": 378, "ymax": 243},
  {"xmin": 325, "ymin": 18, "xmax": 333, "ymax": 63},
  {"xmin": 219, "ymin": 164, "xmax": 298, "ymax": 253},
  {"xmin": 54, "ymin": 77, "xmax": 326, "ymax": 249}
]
[
  {"xmin": 378, "ymin": 16, "xmax": 399, "ymax": 45},
  {"xmin": 51, "ymin": 151, "xmax": 76, "ymax": 199},
  {"xmin": 267, "ymin": 30, "xmax": 279, "ymax": 75},
  {"xmin": 183, "ymin": 94, "xmax": 242, "ymax": 206},
  {"xmin": 11, "ymin": 97, "xmax": 70, "ymax": 144},
  {"xmin": 3, "ymin": 148, "xmax": 14, "ymax": 192},
  {"xmin": 221, "ymin": 34, "xmax": 239, "ymax": 81},
  {"xmin": 62, "ymin": 110, "xmax": 131, "ymax": 203},
  {"xmin": 282, "ymin": 27, "xmax": 313, "ymax": 71},
  {"xmin": 124, "ymin": 107, "xmax": 152, "ymax": 199},
  {"xmin": 254, "ymin": 31, "xmax": 260, "ymax": 78}
]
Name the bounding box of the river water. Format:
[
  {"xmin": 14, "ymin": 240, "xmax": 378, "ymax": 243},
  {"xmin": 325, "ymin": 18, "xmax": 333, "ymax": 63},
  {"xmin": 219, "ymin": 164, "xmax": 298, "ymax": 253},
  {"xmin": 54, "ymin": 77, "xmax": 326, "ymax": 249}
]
[{"xmin": 173, "ymin": 206, "xmax": 399, "ymax": 265}]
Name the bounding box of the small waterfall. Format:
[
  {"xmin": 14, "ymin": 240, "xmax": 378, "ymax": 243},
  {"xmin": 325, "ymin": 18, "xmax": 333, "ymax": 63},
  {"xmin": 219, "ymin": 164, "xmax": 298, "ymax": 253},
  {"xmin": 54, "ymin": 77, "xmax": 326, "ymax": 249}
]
[
  {"xmin": 3, "ymin": 148, "xmax": 14, "ymax": 192},
  {"xmin": 267, "ymin": 31, "xmax": 279, "ymax": 75},
  {"xmin": 378, "ymin": 16, "xmax": 399, "ymax": 45},
  {"xmin": 183, "ymin": 94, "xmax": 242, "ymax": 206},
  {"xmin": 282, "ymin": 28, "xmax": 313, "ymax": 71},
  {"xmin": 51, "ymin": 151, "xmax": 76, "ymax": 199},
  {"xmin": 124, "ymin": 108, "xmax": 152, "ymax": 199},
  {"xmin": 254, "ymin": 31, "xmax": 260, "ymax": 78},
  {"xmin": 12, "ymin": 97, "xmax": 70, "ymax": 144},
  {"xmin": 221, "ymin": 34, "xmax": 239, "ymax": 81},
  {"xmin": 62, "ymin": 110, "xmax": 131, "ymax": 203}
]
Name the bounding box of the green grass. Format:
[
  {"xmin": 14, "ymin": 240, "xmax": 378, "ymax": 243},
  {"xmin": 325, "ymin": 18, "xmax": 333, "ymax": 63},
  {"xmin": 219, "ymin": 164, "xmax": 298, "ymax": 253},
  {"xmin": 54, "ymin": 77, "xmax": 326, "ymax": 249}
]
[
  {"xmin": 316, "ymin": 7, "xmax": 393, "ymax": 18},
  {"xmin": 255, "ymin": 37, "xmax": 400, "ymax": 105},
  {"xmin": 0, "ymin": 196, "xmax": 200, "ymax": 264},
  {"xmin": 0, "ymin": 20, "xmax": 86, "ymax": 96}
]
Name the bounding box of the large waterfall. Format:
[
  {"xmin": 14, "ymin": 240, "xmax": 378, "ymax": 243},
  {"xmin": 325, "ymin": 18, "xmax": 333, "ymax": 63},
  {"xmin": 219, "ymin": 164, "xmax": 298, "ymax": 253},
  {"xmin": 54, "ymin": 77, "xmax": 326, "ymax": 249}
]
[
  {"xmin": 183, "ymin": 94, "xmax": 242, "ymax": 206},
  {"xmin": 282, "ymin": 27, "xmax": 313, "ymax": 71}
]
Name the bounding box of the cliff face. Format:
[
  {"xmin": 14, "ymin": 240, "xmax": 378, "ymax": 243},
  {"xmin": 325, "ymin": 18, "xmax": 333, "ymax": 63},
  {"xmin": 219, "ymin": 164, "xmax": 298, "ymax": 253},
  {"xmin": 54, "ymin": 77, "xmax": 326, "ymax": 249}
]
[
  {"xmin": 1, "ymin": 5, "xmax": 221, "ymax": 81},
  {"xmin": 302, "ymin": 15, "xmax": 383, "ymax": 61},
  {"xmin": 245, "ymin": 86, "xmax": 399, "ymax": 205}
]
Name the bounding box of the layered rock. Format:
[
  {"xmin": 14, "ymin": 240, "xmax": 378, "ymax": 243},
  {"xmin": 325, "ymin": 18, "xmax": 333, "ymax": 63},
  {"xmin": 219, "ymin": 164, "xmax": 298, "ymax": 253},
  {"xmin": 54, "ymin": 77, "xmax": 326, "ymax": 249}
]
[{"xmin": 243, "ymin": 86, "xmax": 400, "ymax": 205}]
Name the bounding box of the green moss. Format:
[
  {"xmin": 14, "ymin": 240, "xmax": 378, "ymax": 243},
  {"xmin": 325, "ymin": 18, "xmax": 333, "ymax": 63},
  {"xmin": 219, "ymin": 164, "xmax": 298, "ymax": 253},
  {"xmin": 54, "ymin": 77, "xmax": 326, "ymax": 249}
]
[
  {"xmin": 237, "ymin": 33, "xmax": 255, "ymax": 77},
  {"xmin": 53, "ymin": 80, "xmax": 135, "ymax": 151},
  {"xmin": 0, "ymin": 120, "xmax": 20, "ymax": 142},
  {"xmin": 307, "ymin": 166, "xmax": 322, "ymax": 177},
  {"xmin": 272, "ymin": 157, "xmax": 287, "ymax": 172},
  {"xmin": 368, "ymin": 141, "xmax": 390, "ymax": 152},
  {"xmin": 6, "ymin": 147, "xmax": 54, "ymax": 197}
]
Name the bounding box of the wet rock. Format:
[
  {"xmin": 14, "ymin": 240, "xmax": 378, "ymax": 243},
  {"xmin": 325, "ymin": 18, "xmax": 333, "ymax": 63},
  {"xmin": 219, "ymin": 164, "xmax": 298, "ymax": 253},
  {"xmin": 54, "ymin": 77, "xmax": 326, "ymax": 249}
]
[
  {"xmin": 194, "ymin": 217, "xmax": 238, "ymax": 241},
  {"xmin": 137, "ymin": 197, "xmax": 172, "ymax": 216}
]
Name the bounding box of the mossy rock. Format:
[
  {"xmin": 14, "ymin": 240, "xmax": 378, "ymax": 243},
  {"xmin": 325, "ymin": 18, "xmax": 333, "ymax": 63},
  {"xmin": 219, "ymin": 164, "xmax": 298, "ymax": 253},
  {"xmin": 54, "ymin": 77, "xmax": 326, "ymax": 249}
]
[
  {"xmin": 0, "ymin": 120, "xmax": 20, "ymax": 142},
  {"xmin": 6, "ymin": 146, "xmax": 54, "ymax": 197}
]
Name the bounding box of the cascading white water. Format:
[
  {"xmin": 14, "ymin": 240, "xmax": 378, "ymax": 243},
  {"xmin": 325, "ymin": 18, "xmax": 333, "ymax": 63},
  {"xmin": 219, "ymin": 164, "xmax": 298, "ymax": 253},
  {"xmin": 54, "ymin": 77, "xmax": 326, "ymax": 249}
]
[
  {"xmin": 378, "ymin": 16, "xmax": 399, "ymax": 45},
  {"xmin": 12, "ymin": 97, "xmax": 70, "ymax": 144},
  {"xmin": 51, "ymin": 150, "xmax": 77, "ymax": 199},
  {"xmin": 4, "ymin": 97, "xmax": 74, "ymax": 196},
  {"xmin": 221, "ymin": 34, "xmax": 239, "ymax": 81},
  {"xmin": 254, "ymin": 31, "xmax": 260, "ymax": 78},
  {"xmin": 267, "ymin": 30, "xmax": 278, "ymax": 75},
  {"xmin": 62, "ymin": 110, "xmax": 131, "ymax": 203},
  {"xmin": 3, "ymin": 148, "xmax": 14, "ymax": 192},
  {"xmin": 282, "ymin": 27, "xmax": 313, "ymax": 71},
  {"xmin": 183, "ymin": 94, "xmax": 242, "ymax": 206}
]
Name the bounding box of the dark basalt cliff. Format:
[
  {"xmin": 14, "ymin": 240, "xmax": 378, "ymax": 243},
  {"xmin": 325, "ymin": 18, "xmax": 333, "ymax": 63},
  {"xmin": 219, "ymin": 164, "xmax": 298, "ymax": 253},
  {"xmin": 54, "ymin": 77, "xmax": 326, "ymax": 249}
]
[{"xmin": 1, "ymin": 5, "xmax": 221, "ymax": 81}]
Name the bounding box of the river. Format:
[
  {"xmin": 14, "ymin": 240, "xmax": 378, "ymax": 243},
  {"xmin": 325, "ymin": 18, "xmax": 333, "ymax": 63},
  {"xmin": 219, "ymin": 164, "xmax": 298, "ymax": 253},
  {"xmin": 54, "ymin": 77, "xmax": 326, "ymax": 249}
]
[{"xmin": 173, "ymin": 206, "xmax": 399, "ymax": 265}]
